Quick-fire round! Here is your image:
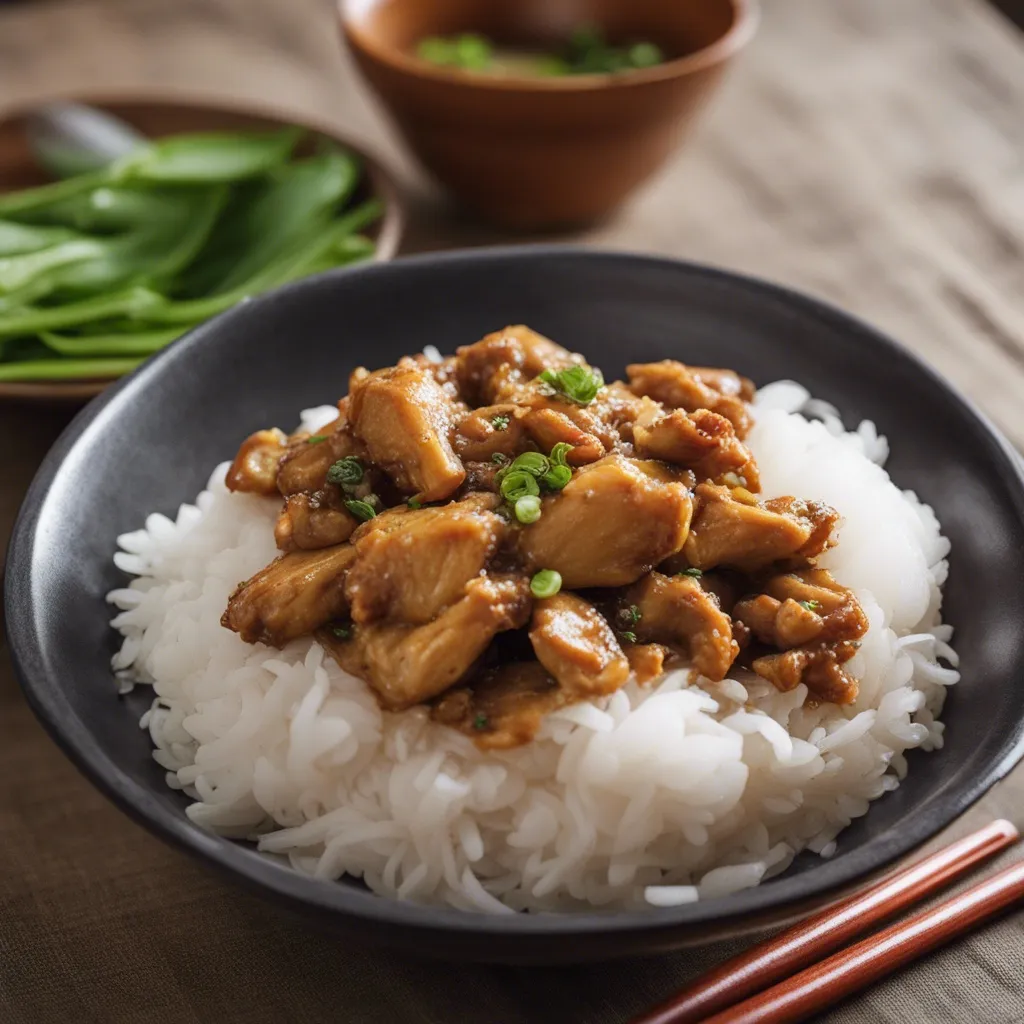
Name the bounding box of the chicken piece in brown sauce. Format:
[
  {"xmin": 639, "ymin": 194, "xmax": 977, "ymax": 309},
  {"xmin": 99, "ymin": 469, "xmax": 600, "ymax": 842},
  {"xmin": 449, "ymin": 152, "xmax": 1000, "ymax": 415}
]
[
  {"xmin": 222, "ymin": 324, "xmax": 869, "ymax": 748},
  {"xmin": 321, "ymin": 573, "xmax": 531, "ymax": 710},
  {"xmin": 519, "ymin": 455, "xmax": 693, "ymax": 589},
  {"xmin": 684, "ymin": 483, "xmax": 838, "ymax": 572},
  {"xmin": 222, "ymin": 544, "xmax": 356, "ymax": 647},
  {"xmin": 226, "ymin": 428, "xmax": 288, "ymax": 495},
  {"xmin": 433, "ymin": 662, "xmax": 565, "ymax": 750},
  {"xmin": 344, "ymin": 494, "xmax": 507, "ymax": 625},
  {"xmin": 624, "ymin": 571, "xmax": 739, "ymax": 681},
  {"xmin": 529, "ymin": 593, "xmax": 630, "ymax": 696},
  {"xmin": 349, "ymin": 364, "xmax": 466, "ymax": 503}
]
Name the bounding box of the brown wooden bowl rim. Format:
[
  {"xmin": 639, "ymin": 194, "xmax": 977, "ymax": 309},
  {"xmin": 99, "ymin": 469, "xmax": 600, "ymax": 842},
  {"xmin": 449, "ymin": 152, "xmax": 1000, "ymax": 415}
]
[
  {"xmin": 339, "ymin": 0, "xmax": 759, "ymax": 92},
  {"xmin": 0, "ymin": 90, "xmax": 406, "ymax": 404}
]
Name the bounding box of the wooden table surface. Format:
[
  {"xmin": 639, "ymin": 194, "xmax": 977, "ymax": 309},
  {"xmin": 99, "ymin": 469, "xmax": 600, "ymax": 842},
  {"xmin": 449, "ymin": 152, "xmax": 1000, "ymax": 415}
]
[{"xmin": 1, "ymin": 1, "xmax": 1023, "ymax": 1022}]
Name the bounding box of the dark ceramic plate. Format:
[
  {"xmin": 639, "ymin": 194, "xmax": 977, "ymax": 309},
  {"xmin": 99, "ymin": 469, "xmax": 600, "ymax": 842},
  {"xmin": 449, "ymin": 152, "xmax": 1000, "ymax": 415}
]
[{"xmin": 7, "ymin": 248, "xmax": 1024, "ymax": 963}]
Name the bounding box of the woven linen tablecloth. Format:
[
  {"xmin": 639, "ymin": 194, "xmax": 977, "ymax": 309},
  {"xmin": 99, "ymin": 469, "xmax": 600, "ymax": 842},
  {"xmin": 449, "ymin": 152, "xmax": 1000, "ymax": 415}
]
[{"xmin": 2, "ymin": 0, "xmax": 1024, "ymax": 1021}]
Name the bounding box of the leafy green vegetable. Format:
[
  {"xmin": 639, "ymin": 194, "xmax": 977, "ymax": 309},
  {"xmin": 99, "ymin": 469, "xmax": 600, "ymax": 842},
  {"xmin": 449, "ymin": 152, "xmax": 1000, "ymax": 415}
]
[
  {"xmin": 113, "ymin": 128, "xmax": 303, "ymax": 184},
  {"xmin": 39, "ymin": 327, "xmax": 182, "ymax": 357},
  {"xmin": 0, "ymin": 129, "xmax": 381, "ymax": 382},
  {"xmin": 0, "ymin": 355, "xmax": 143, "ymax": 381},
  {"xmin": 0, "ymin": 220, "xmax": 77, "ymax": 257},
  {"xmin": 537, "ymin": 364, "xmax": 604, "ymax": 405},
  {"xmin": 344, "ymin": 499, "xmax": 377, "ymax": 522},
  {"xmin": 327, "ymin": 456, "xmax": 364, "ymax": 488}
]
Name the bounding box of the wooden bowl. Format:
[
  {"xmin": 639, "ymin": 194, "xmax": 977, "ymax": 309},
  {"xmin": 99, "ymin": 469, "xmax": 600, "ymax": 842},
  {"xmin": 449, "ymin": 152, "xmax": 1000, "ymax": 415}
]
[
  {"xmin": 339, "ymin": 0, "xmax": 757, "ymax": 230},
  {"xmin": 0, "ymin": 96, "xmax": 405, "ymax": 404}
]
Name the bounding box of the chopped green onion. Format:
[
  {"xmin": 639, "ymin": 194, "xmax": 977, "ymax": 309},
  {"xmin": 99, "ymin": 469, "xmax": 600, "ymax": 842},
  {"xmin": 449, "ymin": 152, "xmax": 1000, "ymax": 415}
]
[
  {"xmin": 549, "ymin": 442, "xmax": 573, "ymax": 467},
  {"xmin": 537, "ymin": 364, "xmax": 604, "ymax": 405},
  {"xmin": 491, "ymin": 414, "xmax": 510, "ymax": 431},
  {"xmin": 499, "ymin": 470, "xmax": 540, "ymax": 503},
  {"xmin": 344, "ymin": 499, "xmax": 377, "ymax": 522},
  {"xmin": 619, "ymin": 630, "xmax": 637, "ymax": 644},
  {"xmin": 541, "ymin": 464, "xmax": 572, "ymax": 491},
  {"xmin": 799, "ymin": 599, "xmax": 821, "ymax": 612},
  {"xmin": 472, "ymin": 712, "xmax": 490, "ymax": 730},
  {"xmin": 530, "ymin": 569, "xmax": 562, "ymax": 599},
  {"xmin": 680, "ymin": 567, "xmax": 703, "ymax": 578},
  {"xmin": 407, "ymin": 498, "xmax": 423, "ymax": 510},
  {"xmin": 491, "ymin": 452, "xmax": 510, "ymax": 466},
  {"xmin": 326, "ymin": 456, "xmax": 363, "ymax": 488},
  {"xmin": 510, "ymin": 451, "xmax": 550, "ymax": 477},
  {"xmin": 515, "ymin": 495, "xmax": 542, "ymax": 524},
  {"xmin": 331, "ymin": 625, "xmax": 352, "ymax": 640}
]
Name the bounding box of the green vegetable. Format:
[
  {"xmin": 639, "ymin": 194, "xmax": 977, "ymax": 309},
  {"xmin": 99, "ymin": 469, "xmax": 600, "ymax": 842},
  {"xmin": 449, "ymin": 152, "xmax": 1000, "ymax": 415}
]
[
  {"xmin": 679, "ymin": 567, "xmax": 703, "ymax": 578},
  {"xmin": 499, "ymin": 470, "xmax": 540, "ymax": 503},
  {"xmin": 514, "ymin": 495, "xmax": 542, "ymax": 524},
  {"xmin": 491, "ymin": 452, "xmax": 509, "ymax": 466},
  {"xmin": 0, "ymin": 220, "xmax": 77, "ymax": 257},
  {"xmin": 542, "ymin": 464, "xmax": 572, "ymax": 490},
  {"xmin": 0, "ymin": 130, "xmax": 381, "ymax": 382},
  {"xmin": 344, "ymin": 499, "xmax": 377, "ymax": 522},
  {"xmin": 530, "ymin": 569, "xmax": 562, "ymax": 600},
  {"xmin": 327, "ymin": 456, "xmax": 364, "ymax": 488},
  {"xmin": 0, "ymin": 169, "xmax": 107, "ymax": 217},
  {"xmin": 0, "ymin": 355, "xmax": 143, "ymax": 381},
  {"xmin": 537, "ymin": 364, "xmax": 604, "ymax": 405},
  {"xmin": 472, "ymin": 713, "xmax": 489, "ymax": 731},
  {"xmin": 510, "ymin": 451, "xmax": 550, "ymax": 477},
  {"xmin": 407, "ymin": 498, "xmax": 423, "ymax": 510},
  {"xmin": 799, "ymin": 600, "xmax": 821, "ymax": 612},
  {"xmin": 0, "ymin": 285, "xmax": 164, "ymax": 338},
  {"xmin": 331, "ymin": 624, "xmax": 352, "ymax": 640},
  {"xmin": 306, "ymin": 434, "xmax": 328, "ymax": 445},
  {"xmin": 210, "ymin": 150, "xmax": 359, "ymax": 293},
  {"xmin": 417, "ymin": 33, "xmax": 493, "ymax": 71},
  {"xmin": 491, "ymin": 413, "xmax": 510, "ymax": 431},
  {"xmin": 618, "ymin": 630, "xmax": 637, "ymax": 644},
  {"xmin": 39, "ymin": 326, "xmax": 182, "ymax": 357},
  {"xmin": 113, "ymin": 128, "xmax": 303, "ymax": 184}
]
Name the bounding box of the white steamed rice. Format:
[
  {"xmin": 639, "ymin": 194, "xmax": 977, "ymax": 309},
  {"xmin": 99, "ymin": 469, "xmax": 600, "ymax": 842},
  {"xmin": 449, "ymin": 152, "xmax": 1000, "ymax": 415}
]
[{"xmin": 108, "ymin": 381, "xmax": 959, "ymax": 913}]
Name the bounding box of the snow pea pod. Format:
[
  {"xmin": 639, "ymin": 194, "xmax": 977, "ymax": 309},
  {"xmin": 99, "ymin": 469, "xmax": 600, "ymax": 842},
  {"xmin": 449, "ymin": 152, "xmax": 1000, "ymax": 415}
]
[
  {"xmin": 212, "ymin": 149, "xmax": 360, "ymax": 292},
  {"xmin": 142, "ymin": 198, "xmax": 382, "ymax": 324},
  {"xmin": 0, "ymin": 169, "xmax": 108, "ymax": 216},
  {"xmin": 0, "ymin": 355, "xmax": 144, "ymax": 381},
  {"xmin": 17, "ymin": 185, "xmax": 200, "ymax": 234},
  {"xmin": 113, "ymin": 128, "xmax": 303, "ymax": 184},
  {"xmin": 0, "ymin": 237, "xmax": 104, "ymax": 294},
  {"xmin": 39, "ymin": 326, "xmax": 182, "ymax": 357},
  {"xmin": 0, "ymin": 286, "xmax": 164, "ymax": 338},
  {"xmin": 0, "ymin": 220, "xmax": 77, "ymax": 256}
]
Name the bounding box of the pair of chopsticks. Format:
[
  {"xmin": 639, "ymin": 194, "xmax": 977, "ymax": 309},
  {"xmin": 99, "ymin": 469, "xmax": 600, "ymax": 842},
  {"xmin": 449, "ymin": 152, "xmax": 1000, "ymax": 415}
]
[{"xmin": 631, "ymin": 819, "xmax": 1024, "ymax": 1024}]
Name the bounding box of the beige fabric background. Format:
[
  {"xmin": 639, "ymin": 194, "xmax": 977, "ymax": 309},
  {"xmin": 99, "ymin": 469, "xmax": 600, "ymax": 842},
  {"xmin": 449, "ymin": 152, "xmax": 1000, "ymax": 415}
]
[{"xmin": 1, "ymin": 1, "xmax": 1024, "ymax": 1021}]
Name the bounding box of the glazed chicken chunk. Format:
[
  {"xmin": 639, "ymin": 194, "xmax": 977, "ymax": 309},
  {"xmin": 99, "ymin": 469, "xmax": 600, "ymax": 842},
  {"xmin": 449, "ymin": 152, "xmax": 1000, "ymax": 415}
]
[
  {"xmin": 222, "ymin": 544, "xmax": 356, "ymax": 647},
  {"xmin": 344, "ymin": 495, "xmax": 507, "ymax": 625},
  {"xmin": 529, "ymin": 593, "xmax": 630, "ymax": 696},
  {"xmin": 225, "ymin": 428, "xmax": 288, "ymax": 495},
  {"xmin": 684, "ymin": 483, "xmax": 838, "ymax": 572},
  {"xmin": 222, "ymin": 324, "xmax": 872, "ymax": 748},
  {"xmin": 321, "ymin": 574, "xmax": 531, "ymax": 710},
  {"xmin": 625, "ymin": 571, "xmax": 739, "ymax": 681},
  {"xmin": 349, "ymin": 364, "xmax": 466, "ymax": 503},
  {"xmin": 627, "ymin": 360, "xmax": 754, "ymax": 437},
  {"xmin": 519, "ymin": 455, "xmax": 693, "ymax": 588}
]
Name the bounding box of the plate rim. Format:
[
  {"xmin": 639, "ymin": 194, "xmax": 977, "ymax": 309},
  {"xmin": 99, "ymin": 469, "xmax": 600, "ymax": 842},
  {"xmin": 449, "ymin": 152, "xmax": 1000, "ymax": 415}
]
[{"xmin": 7, "ymin": 244, "xmax": 1024, "ymax": 947}]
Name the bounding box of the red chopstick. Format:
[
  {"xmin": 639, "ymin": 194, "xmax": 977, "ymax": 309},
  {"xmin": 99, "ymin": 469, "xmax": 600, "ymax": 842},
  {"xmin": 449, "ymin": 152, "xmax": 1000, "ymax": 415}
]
[
  {"xmin": 631, "ymin": 819, "xmax": 1018, "ymax": 1024},
  {"xmin": 702, "ymin": 858, "xmax": 1024, "ymax": 1023}
]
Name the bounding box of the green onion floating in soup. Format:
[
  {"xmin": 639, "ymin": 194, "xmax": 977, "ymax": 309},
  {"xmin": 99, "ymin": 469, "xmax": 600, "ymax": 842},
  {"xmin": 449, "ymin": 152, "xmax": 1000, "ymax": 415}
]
[{"xmin": 414, "ymin": 26, "xmax": 666, "ymax": 78}]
